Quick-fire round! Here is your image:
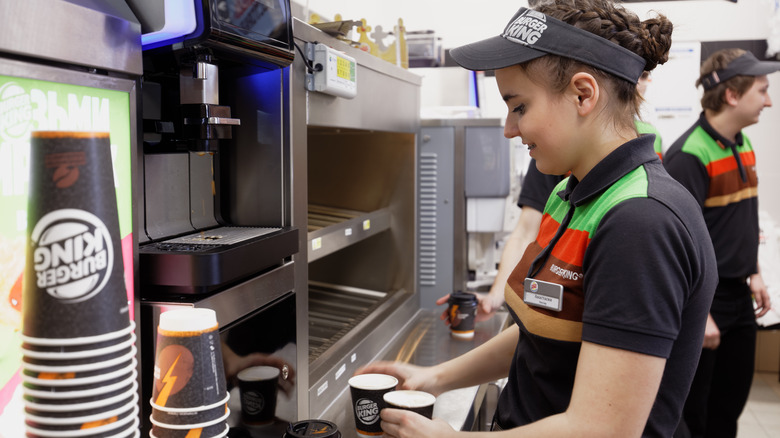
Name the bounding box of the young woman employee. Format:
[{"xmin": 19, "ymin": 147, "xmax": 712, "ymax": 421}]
[{"xmin": 357, "ymin": 1, "xmax": 718, "ymax": 437}]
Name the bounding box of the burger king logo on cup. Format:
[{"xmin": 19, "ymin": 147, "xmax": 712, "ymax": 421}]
[
  {"xmin": 30, "ymin": 208, "xmax": 114, "ymax": 303},
  {"xmin": 242, "ymin": 391, "xmax": 265, "ymax": 415},
  {"xmin": 355, "ymin": 398, "xmax": 380, "ymax": 425}
]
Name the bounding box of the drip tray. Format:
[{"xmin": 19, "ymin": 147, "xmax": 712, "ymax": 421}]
[
  {"xmin": 140, "ymin": 226, "xmax": 298, "ymax": 295},
  {"xmin": 308, "ymin": 282, "xmax": 386, "ymax": 362}
]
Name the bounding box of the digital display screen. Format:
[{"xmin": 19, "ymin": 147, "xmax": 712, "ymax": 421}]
[
  {"xmin": 213, "ymin": 0, "xmax": 292, "ymax": 50},
  {"xmin": 336, "ymin": 57, "xmax": 355, "ymax": 82}
]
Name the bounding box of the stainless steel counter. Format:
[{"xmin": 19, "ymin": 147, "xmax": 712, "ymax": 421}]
[{"xmin": 317, "ymin": 308, "xmax": 510, "ymax": 436}]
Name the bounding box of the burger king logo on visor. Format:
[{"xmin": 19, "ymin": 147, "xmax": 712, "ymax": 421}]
[{"xmin": 503, "ymin": 9, "xmax": 548, "ymax": 46}]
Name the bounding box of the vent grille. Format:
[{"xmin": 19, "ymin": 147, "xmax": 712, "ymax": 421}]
[{"xmin": 418, "ymin": 152, "xmax": 438, "ymax": 286}]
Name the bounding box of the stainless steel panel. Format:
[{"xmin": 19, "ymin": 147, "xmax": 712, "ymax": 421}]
[
  {"xmin": 417, "ymin": 119, "xmax": 506, "ymax": 309},
  {"xmin": 292, "ymin": 19, "xmax": 421, "ymax": 133},
  {"xmin": 142, "ymin": 261, "xmax": 295, "ymax": 330},
  {"xmin": 0, "ymin": 0, "xmax": 142, "ymax": 75},
  {"xmin": 307, "ymin": 206, "xmax": 391, "ymax": 262},
  {"xmin": 418, "ymin": 126, "xmax": 458, "ymax": 309},
  {"xmin": 290, "ymin": 17, "xmax": 422, "ymax": 419},
  {"xmin": 313, "ymin": 309, "xmax": 510, "ymax": 435},
  {"xmin": 465, "ymin": 126, "xmax": 511, "ymax": 197},
  {"xmin": 308, "ymin": 282, "xmax": 386, "ymax": 359},
  {"xmin": 220, "ymin": 68, "xmax": 287, "ymax": 226},
  {"xmin": 143, "ymin": 153, "xmax": 194, "ymax": 239},
  {"xmin": 308, "ymin": 296, "xmax": 419, "ymax": 418},
  {"xmin": 189, "ymin": 152, "xmax": 220, "ymax": 230}
]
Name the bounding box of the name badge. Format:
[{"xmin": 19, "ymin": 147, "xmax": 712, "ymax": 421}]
[{"xmin": 523, "ymin": 278, "xmax": 564, "ymax": 312}]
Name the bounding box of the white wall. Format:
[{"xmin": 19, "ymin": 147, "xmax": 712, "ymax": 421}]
[{"xmin": 297, "ymin": 0, "xmax": 780, "ymax": 221}]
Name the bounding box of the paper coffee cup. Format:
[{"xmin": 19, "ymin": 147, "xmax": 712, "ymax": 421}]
[
  {"xmin": 22, "ymin": 349, "xmax": 136, "ymax": 380},
  {"xmin": 25, "ymin": 405, "xmax": 138, "ymax": 438},
  {"xmin": 22, "ymin": 331, "xmax": 133, "ymax": 354},
  {"xmin": 148, "ymin": 409, "xmax": 229, "ymax": 438},
  {"xmin": 447, "ymin": 292, "xmax": 478, "ymax": 339},
  {"xmin": 24, "ymin": 380, "xmax": 138, "ymax": 411},
  {"xmin": 348, "ymin": 374, "xmax": 398, "ymax": 437},
  {"xmin": 23, "ymin": 131, "xmax": 130, "ymax": 340},
  {"xmin": 150, "ymin": 422, "xmax": 228, "ymax": 438},
  {"xmin": 237, "ymin": 365, "xmax": 280, "ymax": 425},
  {"xmin": 21, "ymin": 321, "xmax": 135, "ymax": 347},
  {"xmin": 383, "ymin": 390, "xmax": 436, "ymax": 419},
  {"xmin": 25, "ymin": 399, "xmax": 137, "ymax": 432},
  {"xmin": 23, "ymin": 372, "xmax": 136, "ymax": 403},
  {"xmin": 284, "ymin": 419, "xmax": 341, "ymax": 438},
  {"xmin": 22, "ymin": 358, "xmax": 136, "ymax": 389},
  {"xmin": 152, "ymin": 308, "xmax": 227, "ymax": 409},
  {"xmin": 150, "ymin": 393, "xmax": 229, "ymax": 425},
  {"xmin": 22, "ymin": 337, "xmax": 136, "ymax": 369},
  {"xmin": 24, "ymin": 382, "xmax": 137, "ymax": 416}
]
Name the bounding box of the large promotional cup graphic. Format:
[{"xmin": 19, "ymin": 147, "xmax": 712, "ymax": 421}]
[{"xmin": 0, "ymin": 74, "xmax": 133, "ymax": 431}]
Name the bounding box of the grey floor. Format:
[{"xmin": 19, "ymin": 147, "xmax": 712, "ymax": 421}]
[{"xmin": 737, "ymin": 372, "xmax": 780, "ymax": 438}]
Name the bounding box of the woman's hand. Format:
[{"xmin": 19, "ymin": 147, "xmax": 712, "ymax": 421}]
[
  {"xmin": 354, "ymin": 361, "xmax": 443, "ymax": 396},
  {"xmin": 702, "ymin": 313, "xmax": 720, "ymax": 350},
  {"xmin": 380, "ymin": 408, "xmax": 455, "ymax": 438},
  {"xmin": 750, "ymin": 273, "xmax": 771, "ymax": 318}
]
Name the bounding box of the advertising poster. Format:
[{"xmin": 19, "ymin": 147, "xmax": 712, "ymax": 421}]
[{"xmin": 0, "ymin": 74, "xmax": 133, "ymax": 431}]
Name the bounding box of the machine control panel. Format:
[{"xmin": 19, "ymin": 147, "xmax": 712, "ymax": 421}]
[{"xmin": 304, "ymin": 42, "xmax": 357, "ymax": 99}]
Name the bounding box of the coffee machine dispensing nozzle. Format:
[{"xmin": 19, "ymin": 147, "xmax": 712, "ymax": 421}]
[{"xmin": 180, "ymin": 56, "xmax": 241, "ymax": 152}]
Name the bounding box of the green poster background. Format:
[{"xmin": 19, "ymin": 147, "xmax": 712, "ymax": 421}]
[{"xmin": 0, "ymin": 74, "xmax": 132, "ymax": 239}]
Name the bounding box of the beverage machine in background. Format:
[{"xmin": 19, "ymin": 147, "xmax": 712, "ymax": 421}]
[
  {"xmin": 0, "ymin": 0, "xmax": 142, "ymax": 434},
  {"xmin": 126, "ymin": 0, "xmax": 299, "ymax": 435}
]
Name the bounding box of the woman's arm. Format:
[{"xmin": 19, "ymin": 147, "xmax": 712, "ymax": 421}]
[
  {"xmin": 380, "ymin": 340, "xmax": 666, "ymax": 438},
  {"xmin": 356, "ymin": 324, "xmax": 518, "ymax": 397}
]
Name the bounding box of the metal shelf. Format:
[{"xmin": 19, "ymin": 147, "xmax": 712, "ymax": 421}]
[
  {"xmin": 306, "ymin": 205, "xmax": 392, "ymax": 262},
  {"xmin": 307, "ymin": 281, "xmax": 387, "ymax": 362}
]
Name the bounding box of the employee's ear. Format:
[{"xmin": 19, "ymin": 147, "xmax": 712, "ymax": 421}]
[
  {"xmin": 570, "ymin": 72, "xmax": 599, "ymax": 116},
  {"xmin": 724, "ymin": 87, "xmax": 741, "ymax": 107}
]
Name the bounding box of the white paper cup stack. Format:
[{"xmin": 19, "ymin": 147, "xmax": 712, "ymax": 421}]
[
  {"xmin": 21, "ymin": 322, "xmax": 140, "ymax": 438},
  {"xmin": 149, "ymin": 309, "xmax": 229, "ymax": 438}
]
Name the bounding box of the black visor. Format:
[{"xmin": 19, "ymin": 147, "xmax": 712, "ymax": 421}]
[
  {"xmin": 450, "ymin": 7, "xmax": 646, "ymax": 84},
  {"xmin": 700, "ymin": 52, "xmax": 780, "ymax": 90}
]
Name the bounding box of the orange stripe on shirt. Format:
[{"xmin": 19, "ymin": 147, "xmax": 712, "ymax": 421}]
[
  {"xmin": 550, "ymin": 228, "xmax": 590, "ymax": 267},
  {"xmin": 535, "ymin": 214, "xmax": 590, "ymax": 267},
  {"xmin": 707, "ymin": 151, "xmax": 755, "ymax": 177}
]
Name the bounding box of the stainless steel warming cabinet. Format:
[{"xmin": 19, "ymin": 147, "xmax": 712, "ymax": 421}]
[{"xmin": 289, "ymin": 19, "xmax": 422, "ymax": 420}]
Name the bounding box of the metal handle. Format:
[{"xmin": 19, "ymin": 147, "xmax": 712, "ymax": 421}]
[{"xmin": 183, "ymin": 117, "xmax": 241, "ymax": 126}]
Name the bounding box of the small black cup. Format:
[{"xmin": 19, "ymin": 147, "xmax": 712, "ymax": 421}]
[
  {"xmin": 348, "ymin": 374, "xmax": 398, "ymax": 438},
  {"xmin": 236, "ymin": 365, "xmax": 280, "ymax": 425},
  {"xmin": 447, "ymin": 292, "xmax": 478, "ymax": 339}
]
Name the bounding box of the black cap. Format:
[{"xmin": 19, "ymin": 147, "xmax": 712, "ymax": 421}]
[
  {"xmin": 449, "ymin": 291, "xmax": 478, "ymax": 305},
  {"xmin": 450, "ymin": 7, "xmax": 646, "ymax": 84},
  {"xmin": 285, "ymin": 420, "xmax": 341, "ymax": 438},
  {"xmin": 700, "ymin": 51, "xmax": 780, "ymax": 90}
]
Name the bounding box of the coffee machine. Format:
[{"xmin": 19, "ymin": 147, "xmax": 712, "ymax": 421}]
[{"xmin": 126, "ymin": 0, "xmax": 300, "ymax": 435}]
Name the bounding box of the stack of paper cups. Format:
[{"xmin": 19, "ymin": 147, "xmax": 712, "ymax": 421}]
[
  {"xmin": 21, "ymin": 131, "xmax": 138, "ymax": 437},
  {"xmin": 149, "ymin": 308, "xmax": 229, "ymax": 438}
]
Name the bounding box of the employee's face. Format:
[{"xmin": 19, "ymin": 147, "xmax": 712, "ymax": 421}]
[
  {"xmin": 496, "ymin": 65, "xmax": 580, "ymax": 176},
  {"xmin": 735, "ymin": 75, "xmax": 772, "ymax": 126}
]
